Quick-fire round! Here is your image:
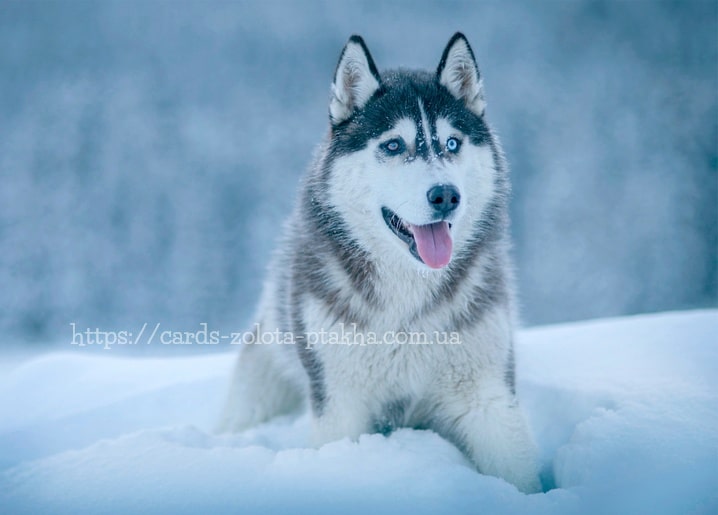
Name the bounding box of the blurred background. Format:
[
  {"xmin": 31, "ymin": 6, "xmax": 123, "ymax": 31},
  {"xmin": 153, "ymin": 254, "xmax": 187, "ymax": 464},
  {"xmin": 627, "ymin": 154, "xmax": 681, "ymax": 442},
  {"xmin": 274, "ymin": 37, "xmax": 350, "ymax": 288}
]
[{"xmin": 0, "ymin": 0, "xmax": 716, "ymax": 350}]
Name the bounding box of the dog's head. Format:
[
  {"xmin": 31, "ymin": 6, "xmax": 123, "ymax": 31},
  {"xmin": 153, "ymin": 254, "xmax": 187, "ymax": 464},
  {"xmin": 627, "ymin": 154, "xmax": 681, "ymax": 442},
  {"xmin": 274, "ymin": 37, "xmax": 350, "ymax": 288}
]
[{"xmin": 324, "ymin": 33, "xmax": 503, "ymax": 271}]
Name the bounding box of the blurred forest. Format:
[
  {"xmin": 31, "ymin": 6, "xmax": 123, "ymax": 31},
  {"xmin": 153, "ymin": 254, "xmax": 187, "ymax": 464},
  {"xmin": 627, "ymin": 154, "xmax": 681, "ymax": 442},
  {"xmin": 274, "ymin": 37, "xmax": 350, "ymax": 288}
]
[{"xmin": 0, "ymin": 0, "xmax": 716, "ymax": 345}]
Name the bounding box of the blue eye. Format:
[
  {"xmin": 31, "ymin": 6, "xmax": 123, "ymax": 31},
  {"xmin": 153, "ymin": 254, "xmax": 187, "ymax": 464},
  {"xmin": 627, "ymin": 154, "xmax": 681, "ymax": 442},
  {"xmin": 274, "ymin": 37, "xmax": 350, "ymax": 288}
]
[
  {"xmin": 382, "ymin": 138, "xmax": 405, "ymax": 155},
  {"xmin": 446, "ymin": 137, "xmax": 461, "ymax": 153}
]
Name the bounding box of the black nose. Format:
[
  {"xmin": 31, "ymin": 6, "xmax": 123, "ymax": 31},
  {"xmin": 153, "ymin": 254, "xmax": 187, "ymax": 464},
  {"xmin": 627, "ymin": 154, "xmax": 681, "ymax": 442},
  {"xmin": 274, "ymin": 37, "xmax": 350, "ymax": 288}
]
[{"xmin": 427, "ymin": 184, "xmax": 460, "ymax": 216}]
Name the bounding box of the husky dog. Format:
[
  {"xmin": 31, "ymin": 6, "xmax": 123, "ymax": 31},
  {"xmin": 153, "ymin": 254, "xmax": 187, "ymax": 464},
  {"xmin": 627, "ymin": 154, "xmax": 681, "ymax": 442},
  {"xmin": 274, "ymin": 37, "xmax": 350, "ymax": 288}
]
[{"xmin": 219, "ymin": 33, "xmax": 540, "ymax": 493}]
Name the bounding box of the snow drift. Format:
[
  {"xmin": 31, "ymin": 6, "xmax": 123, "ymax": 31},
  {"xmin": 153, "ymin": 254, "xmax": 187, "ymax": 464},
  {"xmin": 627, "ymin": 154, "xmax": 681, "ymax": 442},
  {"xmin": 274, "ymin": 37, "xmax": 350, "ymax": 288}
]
[{"xmin": 1, "ymin": 310, "xmax": 716, "ymax": 514}]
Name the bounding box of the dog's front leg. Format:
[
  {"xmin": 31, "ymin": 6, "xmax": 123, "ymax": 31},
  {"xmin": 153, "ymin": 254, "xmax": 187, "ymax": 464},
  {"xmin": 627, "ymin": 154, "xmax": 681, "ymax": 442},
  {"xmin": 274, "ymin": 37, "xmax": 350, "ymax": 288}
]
[
  {"xmin": 430, "ymin": 377, "xmax": 541, "ymax": 494},
  {"xmin": 309, "ymin": 388, "xmax": 373, "ymax": 447}
]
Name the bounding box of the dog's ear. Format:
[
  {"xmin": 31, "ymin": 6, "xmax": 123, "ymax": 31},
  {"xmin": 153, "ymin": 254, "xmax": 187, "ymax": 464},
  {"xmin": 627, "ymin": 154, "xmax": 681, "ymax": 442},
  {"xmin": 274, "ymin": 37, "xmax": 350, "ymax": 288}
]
[
  {"xmin": 330, "ymin": 35, "xmax": 381, "ymax": 125},
  {"xmin": 437, "ymin": 33, "xmax": 485, "ymax": 116}
]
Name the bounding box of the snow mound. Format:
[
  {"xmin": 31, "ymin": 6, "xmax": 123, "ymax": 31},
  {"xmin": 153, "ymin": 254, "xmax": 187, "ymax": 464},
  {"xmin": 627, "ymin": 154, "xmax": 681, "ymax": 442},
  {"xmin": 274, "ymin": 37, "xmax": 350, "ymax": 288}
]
[{"xmin": 1, "ymin": 310, "xmax": 716, "ymax": 514}]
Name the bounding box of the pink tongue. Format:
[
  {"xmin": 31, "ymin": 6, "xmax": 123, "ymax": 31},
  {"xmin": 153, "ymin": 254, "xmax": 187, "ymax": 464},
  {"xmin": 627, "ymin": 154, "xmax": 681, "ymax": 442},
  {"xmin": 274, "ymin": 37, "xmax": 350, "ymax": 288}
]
[{"xmin": 410, "ymin": 221, "xmax": 453, "ymax": 269}]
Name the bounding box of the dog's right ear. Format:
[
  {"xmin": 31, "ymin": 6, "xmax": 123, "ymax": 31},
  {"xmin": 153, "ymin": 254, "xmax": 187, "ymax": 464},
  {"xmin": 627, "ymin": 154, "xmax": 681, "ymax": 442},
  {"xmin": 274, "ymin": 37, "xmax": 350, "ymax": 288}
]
[{"xmin": 329, "ymin": 35, "xmax": 381, "ymax": 125}]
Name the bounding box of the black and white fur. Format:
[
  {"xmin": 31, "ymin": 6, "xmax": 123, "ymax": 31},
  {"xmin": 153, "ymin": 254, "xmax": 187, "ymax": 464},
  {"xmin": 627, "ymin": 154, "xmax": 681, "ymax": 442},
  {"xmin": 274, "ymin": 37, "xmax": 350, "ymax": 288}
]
[{"xmin": 219, "ymin": 33, "xmax": 540, "ymax": 493}]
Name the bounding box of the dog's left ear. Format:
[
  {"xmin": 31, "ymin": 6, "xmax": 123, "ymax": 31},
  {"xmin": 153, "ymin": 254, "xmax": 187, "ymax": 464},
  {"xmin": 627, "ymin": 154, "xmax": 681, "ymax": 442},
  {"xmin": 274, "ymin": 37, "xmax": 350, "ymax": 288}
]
[
  {"xmin": 330, "ymin": 35, "xmax": 381, "ymax": 125},
  {"xmin": 437, "ymin": 33, "xmax": 485, "ymax": 116}
]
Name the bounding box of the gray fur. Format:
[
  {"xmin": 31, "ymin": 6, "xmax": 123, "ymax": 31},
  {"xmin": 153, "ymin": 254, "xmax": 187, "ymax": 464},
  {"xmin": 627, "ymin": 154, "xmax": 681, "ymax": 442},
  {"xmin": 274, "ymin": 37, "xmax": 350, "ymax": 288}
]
[
  {"xmin": 291, "ymin": 294, "xmax": 327, "ymax": 416},
  {"xmin": 505, "ymin": 344, "xmax": 516, "ymax": 395},
  {"xmin": 219, "ymin": 33, "xmax": 540, "ymax": 494},
  {"xmin": 372, "ymin": 397, "xmax": 412, "ymax": 436}
]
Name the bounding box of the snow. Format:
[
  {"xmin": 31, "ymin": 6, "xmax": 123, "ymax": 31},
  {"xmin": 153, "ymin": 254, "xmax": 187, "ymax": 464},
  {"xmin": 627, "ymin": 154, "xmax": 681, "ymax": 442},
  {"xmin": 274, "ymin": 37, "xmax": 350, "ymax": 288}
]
[{"xmin": 1, "ymin": 310, "xmax": 716, "ymax": 514}]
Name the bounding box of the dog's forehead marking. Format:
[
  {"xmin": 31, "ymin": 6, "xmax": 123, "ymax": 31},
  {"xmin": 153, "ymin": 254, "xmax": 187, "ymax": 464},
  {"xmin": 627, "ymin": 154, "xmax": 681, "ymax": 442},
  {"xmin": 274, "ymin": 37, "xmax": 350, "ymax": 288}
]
[{"xmin": 417, "ymin": 99, "xmax": 435, "ymax": 160}]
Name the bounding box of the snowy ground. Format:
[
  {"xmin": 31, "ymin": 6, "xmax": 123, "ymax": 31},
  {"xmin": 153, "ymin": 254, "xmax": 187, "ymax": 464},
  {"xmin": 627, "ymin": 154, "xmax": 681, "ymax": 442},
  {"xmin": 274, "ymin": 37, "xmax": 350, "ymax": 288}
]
[{"xmin": 1, "ymin": 310, "xmax": 716, "ymax": 514}]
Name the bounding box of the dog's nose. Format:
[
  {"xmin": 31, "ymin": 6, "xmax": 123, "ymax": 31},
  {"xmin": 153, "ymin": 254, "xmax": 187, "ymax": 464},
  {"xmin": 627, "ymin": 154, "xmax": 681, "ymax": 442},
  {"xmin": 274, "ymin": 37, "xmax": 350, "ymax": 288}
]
[{"xmin": 427, "ymin": 184, "xmax": 460, "ymax": 216}]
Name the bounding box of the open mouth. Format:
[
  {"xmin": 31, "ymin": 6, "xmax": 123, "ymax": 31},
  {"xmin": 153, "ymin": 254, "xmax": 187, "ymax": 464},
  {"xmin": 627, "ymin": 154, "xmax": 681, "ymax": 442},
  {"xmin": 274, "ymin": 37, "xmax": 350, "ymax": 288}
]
[{"xmin": 381, "ymin": 207, "xmax": 453, "ymax": 269}]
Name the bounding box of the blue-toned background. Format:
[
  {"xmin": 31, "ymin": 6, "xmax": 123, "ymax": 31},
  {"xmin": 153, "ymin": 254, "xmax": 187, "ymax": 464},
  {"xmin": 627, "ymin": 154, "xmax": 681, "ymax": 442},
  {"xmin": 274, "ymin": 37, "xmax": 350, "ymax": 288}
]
[{"xmin": 1, "ymin": 0, "xmax": 716, "ymax": 346}]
